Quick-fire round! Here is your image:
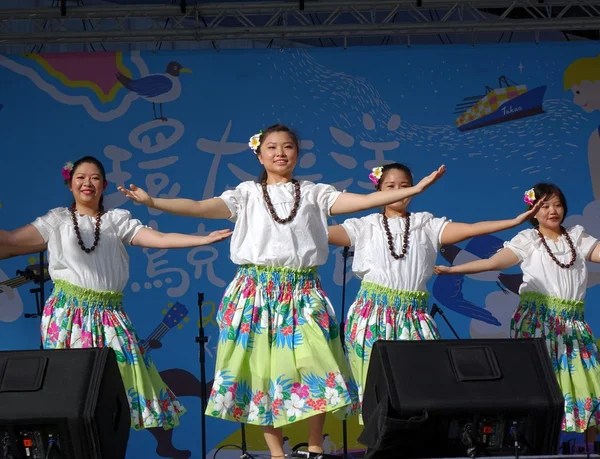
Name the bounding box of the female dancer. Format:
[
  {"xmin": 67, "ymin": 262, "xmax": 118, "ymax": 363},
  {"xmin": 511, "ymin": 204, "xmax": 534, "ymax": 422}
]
[
  {"xmin": 435, "ymin": 183, "xmax": 600, "ymax": 446},
  {"xmin": 0, "ymin": 155, "xmax": 232, "ymax": 431},
  {"xmin": 118, "ymin": 124, "xmax": 445, "ymax": 458},
  {"xmin": 328, "ymin": 163, "xmax": 543, "ymax": 421}
]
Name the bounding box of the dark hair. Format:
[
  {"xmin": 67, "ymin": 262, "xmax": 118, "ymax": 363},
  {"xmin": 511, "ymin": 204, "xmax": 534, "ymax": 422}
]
[
  {"xmin": 69, "ymin": 155, "xmax": 108, "ymax": 208},
  {"xmin": 375, "ymin": 163, "xmax": 414, "ymax": 190},
  {"xmin": 255, "ymin": 124, "xmax": 301, "ymax": 183},
  {"xmin": 528, "ymin": 182, "xmax": 568, "ymax": 227}
]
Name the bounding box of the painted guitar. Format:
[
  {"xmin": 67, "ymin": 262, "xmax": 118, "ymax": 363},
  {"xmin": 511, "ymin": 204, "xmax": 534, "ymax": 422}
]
[{"xmin": 141, "ymin": 301, "xmax": 189, "ymax": 353}]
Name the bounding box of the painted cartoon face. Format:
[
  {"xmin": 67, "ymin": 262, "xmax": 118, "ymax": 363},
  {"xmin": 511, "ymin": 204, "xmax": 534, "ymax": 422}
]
[{"xmin": 571, "ymin": 80, "xmax": 600, "ymax": 113}]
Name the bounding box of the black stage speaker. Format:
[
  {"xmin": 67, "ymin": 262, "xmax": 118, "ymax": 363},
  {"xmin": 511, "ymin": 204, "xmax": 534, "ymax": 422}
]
[
  {"xmin": 359, "ymin": 338, "xmax": 564, "ymax": 458},
  {"xmin": 0, "ymin": 347, "xmax": 130, "ymax": 459}
]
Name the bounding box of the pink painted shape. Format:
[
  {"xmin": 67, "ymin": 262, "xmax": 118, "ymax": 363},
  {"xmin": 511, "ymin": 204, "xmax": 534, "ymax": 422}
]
[{"xmin": 39, "ymin": 51, "xmax": 121, "ymax": 95}]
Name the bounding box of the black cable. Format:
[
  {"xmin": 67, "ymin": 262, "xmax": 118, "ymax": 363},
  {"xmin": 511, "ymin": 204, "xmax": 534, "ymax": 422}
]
[
  {"xmin": 509, "ymin": 424, "xmax": 519, "ymax": 459},
  {"xmin": 213, "ymin": 443, "xmax": 242, "ymax": 459},
  {"xmin": 2, "ymin": 439, "xmax": 10, "ymax": 459},
  {"xmin": 212, "ymin": 443, "xmax": 274, "ymax": 459},
  {"xmin": 461, "ymin": 423, "xmax": 477, "ymax": 458},
  {"xmin": 45, "ymin": 439, "xmax": 65, "ymax": 459},
  {"xmin": 45, "ymin": 442, "xmax": 55, "ymax": 459}
]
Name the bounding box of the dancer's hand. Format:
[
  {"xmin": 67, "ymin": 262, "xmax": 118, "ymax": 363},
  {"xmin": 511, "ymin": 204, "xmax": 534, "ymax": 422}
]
[
  {"xmin": 200, "ymin": 229, "xmax": 233, "ymax": 245},
  {"xmin": 118, "ymin": 184, "xmax": 154, "ymax": 207},
  {"xmin": 433, "ymin": 265, "xmax": 453, "ymax": 275},
  {"xmin": 415, "ymin": 165, "xmax": 446, "ymax": 192},
  {"xmin": 514, "ymin": 196, "xmax": 545, "ymax": 224}
]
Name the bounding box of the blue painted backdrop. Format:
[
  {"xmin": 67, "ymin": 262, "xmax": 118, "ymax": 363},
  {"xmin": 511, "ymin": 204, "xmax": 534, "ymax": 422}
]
[{"xmin": 1, "ymin": 42, "xmax": 600, "ymax": 458}]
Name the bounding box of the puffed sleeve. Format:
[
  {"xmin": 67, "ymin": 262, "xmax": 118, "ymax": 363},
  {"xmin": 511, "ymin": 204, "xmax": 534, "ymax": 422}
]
[
  {"xmin": 110, "ymin": 209, "xmax": 146, "ymax": 245},
  {"xmin": 312, "ymin": 183, "xmax": 342, "ymax": 217},
  {"xmin": 218, "ymin": 182, "xmax": 249, "ymax": 223},
  {"xmin": 31, "ymin": 208, "xmax": 62, "ymax": 242},
  {"xmin": 340, "ymin": 217, "xmax": 365, "ymax": 247},
  {"xmin": 503, "ymin": 230, "xmax": 534, "ymax": 261},
  {"xmin": 570, "ymin": 225, "xmax": 599, "ymax": 259},
  {"xmin": 421, "ymin": 212, "xmax": 451, "ymax": 247}
]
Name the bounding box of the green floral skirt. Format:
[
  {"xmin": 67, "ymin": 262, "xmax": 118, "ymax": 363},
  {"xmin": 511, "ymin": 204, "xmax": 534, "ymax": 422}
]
[
  {"xmin": 205, "ymin": 265, "xmax": 359, "ymax": 428},
  {"xmin": 41, "ymin": 279, "xmax": 185, "ymax": 430},
  {"xmin": 345, "ymin": 281, "xmax": 439, "ymax": 423},
  {"xmin": 511, "ymin": 291, "xmax": 600, "ymax": 432}
]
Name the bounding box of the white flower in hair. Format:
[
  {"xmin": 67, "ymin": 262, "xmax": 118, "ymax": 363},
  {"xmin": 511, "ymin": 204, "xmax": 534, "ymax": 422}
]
[{"xmin": 248, "ymin": 131, "xmax": 263, "ymax": 154}]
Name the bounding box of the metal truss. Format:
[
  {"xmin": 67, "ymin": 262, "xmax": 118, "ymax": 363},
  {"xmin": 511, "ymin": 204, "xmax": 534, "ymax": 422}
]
[{"xmin": 1, "ymin": 0, "xmax": 600, "ymax": 45}]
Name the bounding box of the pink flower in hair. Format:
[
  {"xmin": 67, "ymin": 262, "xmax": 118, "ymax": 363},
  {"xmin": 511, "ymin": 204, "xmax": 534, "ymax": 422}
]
[
  {"xmin": 61, "ymin": 161, "xmax": 74, "ymax": 184},
  {"xmin": 369, "ymin": 166, "xmax": 383, "ymax": 186},
  {"xmin": 523, "ymin": 188, "xmax": 536, "ymax": 207}
]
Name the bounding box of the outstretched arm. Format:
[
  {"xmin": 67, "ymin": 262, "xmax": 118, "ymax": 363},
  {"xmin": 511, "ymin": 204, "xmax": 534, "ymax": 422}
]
[
  {"xmin": 0, "ymin": 244, "xmax": 47, "ymax": 260},
  {"xmin": 118, "ymin": 184, "xmax": 231, "ymax": 219},
  {"xmin": 434, "ymin": 248, "xmax": 520, "ymax": 275},
  {"xmin": 589, "ymin": 244, "xmax": 600, "ymax": 263},
  {"xmin": 0, "ymin": 226, "xmax": 47, "ymax": 261},
  {"xmin": 328, "ymin": 225, "xmax": 352, "ymax": 247},
  {"xmin": 330, "ymin": 165, "xmax": 445, "ymax": 216},
  {"xmin": 131, "ymin": 228, "xmax": 232, "ymax": 249},
  {"xmin": 440, "ymin": 200, "xmax": 545, "ymax": 245}
]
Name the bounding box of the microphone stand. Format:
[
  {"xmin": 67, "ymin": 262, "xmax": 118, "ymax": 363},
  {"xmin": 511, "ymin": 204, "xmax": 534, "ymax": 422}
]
[
  {"xmin": 338, "ymin": 246, "xmax": 353, "ymax": 459},
  {"xmin": 22, "ymin": 250, "xmax": 48, "ymax": 349},
  {"xmin": 429, "ymin": 303, "xmax": 460, "ymax": 339},
  {"xmin": 239, "ymin": 423, "xmax": 259, "ymax": 459},
  {"xmin": 195, "ymin": 293, "xmax": 208, "ymax": 459}
]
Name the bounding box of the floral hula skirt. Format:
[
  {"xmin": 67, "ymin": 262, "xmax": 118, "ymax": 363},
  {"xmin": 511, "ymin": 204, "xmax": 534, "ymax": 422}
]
[
  {"xmin": 205, "ymin": 265, "xmax": 359, "ymax": 428},
  {"xmin": 41, "ymin": 279, "xmax": 185, "ymax": 430},
  {"xmin": 345, "ymin": 281, "xmax": 439, "ymax": 422},
  {"xmin": 511, "ymin": 291, "xmax": 600, "ymax": 433}
]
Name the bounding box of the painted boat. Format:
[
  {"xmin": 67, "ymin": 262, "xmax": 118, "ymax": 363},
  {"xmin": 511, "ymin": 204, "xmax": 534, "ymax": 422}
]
[{"xmin": 455, "ymin": 76, "xmax": 546, "ymax": 132}]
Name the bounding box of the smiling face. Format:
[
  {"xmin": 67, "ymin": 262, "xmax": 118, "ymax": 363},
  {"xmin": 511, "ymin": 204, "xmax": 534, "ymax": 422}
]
[
  {"xmin": 535, "ymin": 194, "xmax": 566, "ymax": 231},
  {"xmin": 69, "ymin": 161, "xmax": 107, "ymax": 208},
  {"xmin": 570, "ymin": 80, "xmax": 600, "ymax": 113},
  {"xmin": 379, "ymin": 167, "xmax": 413, "ymax": 213},
  {"xmin": 257, "ymin": 131, "xmax": 299, "ymax": 181}
]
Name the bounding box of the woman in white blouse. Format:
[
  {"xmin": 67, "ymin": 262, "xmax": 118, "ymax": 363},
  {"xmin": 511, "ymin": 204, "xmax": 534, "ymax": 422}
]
[
  {"xmin": 435, "ymin": 183, "xmax": 600, "ymax": 445},
  {"xmin": 118, "ymin": 124, "xmax": 446, "ymax": 458},
  {"xmin": 328, "ymin": 163, "xmax": 541, "ymax": 422},
  {"xmin": 0, "ymin": 156, "xmax": 231, "ymax": 431}
]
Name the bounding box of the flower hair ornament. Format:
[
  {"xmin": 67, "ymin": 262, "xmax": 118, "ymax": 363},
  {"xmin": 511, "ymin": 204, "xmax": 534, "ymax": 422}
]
[
  {"xmin": 61, "ymin": 161, "xmax": 74, "ymax": 184},
  {"xmin": 524, "ymin": 188, "xmax": 536, "ymax": 208},
  {"xmin": 248, "ymin": 130, "xmax": 263, "ymax": 154},
  {"xmin": 369, "ymin": 166, "xmax": 383, "ymax": 186}
]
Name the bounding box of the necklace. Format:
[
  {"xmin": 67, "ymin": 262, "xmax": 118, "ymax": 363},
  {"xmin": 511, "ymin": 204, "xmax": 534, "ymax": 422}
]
[
  {"xmin": 70, "ymin": 204, "xmax": 104, "ymax": 253},
  {"xmin": 261, "ymin": 179, "xmax": 301, "ymax": 224},
  {"xmin": 536, "ymin": 227, "xmax": 576, "ymax": 269},
  {"xmin": 382, "ymin": 213, "xmax": 411, "ymax": 260}
]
